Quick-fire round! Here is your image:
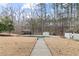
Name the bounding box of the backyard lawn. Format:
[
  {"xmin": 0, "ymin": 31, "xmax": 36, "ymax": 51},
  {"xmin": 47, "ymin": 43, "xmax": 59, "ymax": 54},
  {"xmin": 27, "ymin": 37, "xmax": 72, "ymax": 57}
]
[
  {"xmin": 45, "ymin": 36, "xmax": 79, "ymax": 56},
  {"xmin": 0, "ymin": 36, "xmax": 36, "ymax": 56}
]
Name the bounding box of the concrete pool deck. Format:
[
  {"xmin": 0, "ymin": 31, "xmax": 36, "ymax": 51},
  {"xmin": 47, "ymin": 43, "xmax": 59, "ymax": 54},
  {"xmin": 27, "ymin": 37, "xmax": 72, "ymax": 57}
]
[{"xmin": 30, "ymin": 38, "xmax": 52, "ymax": 56}]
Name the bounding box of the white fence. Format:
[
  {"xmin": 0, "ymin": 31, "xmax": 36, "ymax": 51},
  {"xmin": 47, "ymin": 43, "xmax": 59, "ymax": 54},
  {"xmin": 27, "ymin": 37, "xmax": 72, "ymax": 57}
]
[
  {"xmin": 43, "ymin": 32, "xmax": 49, "ymax": 36},
  {"xmin": 64, "ymin": 33, "xmax": 79, "ymax": 40},
  {"xmin": 64, "ymin": 33, "xmax": 72, "ymax": 39}
]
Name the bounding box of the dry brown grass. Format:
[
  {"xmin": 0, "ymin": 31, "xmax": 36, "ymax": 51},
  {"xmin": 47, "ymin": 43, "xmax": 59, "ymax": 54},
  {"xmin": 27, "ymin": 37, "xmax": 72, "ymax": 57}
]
[
  {"xmin": 45, "ymin": 36, "xmax": 79, "ymax": 56},
  {"xmin": 0, "ymin": 36, "xmax": 36, "ymax": 56}
]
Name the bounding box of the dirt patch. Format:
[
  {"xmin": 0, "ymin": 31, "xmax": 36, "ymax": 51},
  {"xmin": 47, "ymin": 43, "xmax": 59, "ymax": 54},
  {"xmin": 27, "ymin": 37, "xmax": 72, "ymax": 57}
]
[
  {"xmin": 45, "ymin": 36, "xmax": 79, "ymax": 56},
  {"xmin": 0, "ymin": 37, "xmax": 36, "ymax": 56}
]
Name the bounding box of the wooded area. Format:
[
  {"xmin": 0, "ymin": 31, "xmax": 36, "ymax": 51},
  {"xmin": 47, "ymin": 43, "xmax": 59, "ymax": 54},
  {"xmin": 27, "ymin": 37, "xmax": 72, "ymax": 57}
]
[{"xmin": 0, "ymin": 3, "xmax": 79, "ymax": 35}]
